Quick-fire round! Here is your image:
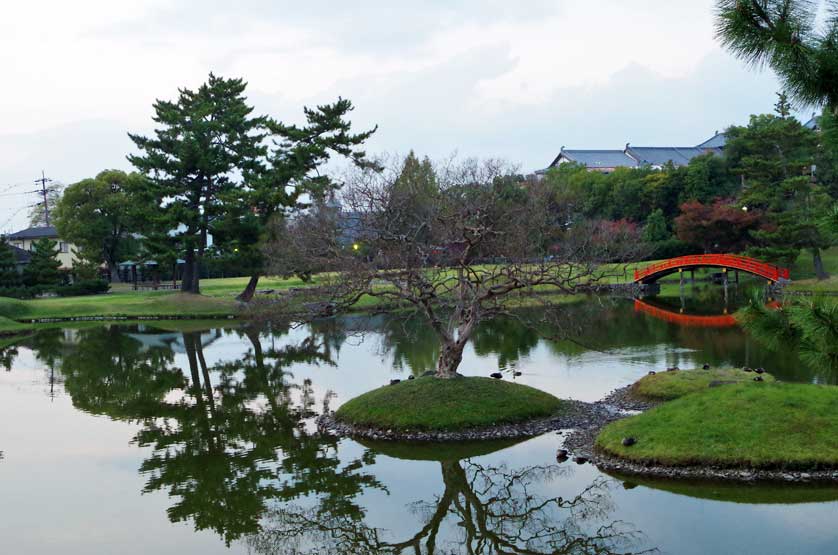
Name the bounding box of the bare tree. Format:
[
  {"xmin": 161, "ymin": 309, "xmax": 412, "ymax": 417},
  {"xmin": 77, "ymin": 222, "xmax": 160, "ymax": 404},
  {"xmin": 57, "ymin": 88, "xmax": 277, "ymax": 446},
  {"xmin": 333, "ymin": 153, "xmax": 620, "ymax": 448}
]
[
  {"xmin": 248, "ymin": 461, "xmax": 656, "ymax": 555},
  {"xmin": 265, "ymin": 155, "xmax": 643, "ymax": 379}
]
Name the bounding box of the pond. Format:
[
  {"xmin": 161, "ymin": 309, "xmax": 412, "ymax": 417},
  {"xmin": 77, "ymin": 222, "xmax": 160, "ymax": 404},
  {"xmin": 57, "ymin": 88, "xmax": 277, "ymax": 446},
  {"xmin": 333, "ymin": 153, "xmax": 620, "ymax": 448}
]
[{"xmin": 2, "ymin": 291, "xmax": 838, "ymax": 554}]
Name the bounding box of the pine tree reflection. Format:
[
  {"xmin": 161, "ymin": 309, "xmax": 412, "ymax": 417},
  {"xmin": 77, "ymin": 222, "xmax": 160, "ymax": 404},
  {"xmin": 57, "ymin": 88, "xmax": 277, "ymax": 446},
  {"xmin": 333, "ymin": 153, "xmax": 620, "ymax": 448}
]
[{"xmin": 52, "ymin": 324, "xmax": 383, "ymax": 545}]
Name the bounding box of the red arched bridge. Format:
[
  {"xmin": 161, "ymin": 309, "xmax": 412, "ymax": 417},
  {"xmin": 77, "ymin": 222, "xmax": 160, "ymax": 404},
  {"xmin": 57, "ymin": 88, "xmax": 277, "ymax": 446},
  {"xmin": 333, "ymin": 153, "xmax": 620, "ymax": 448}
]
[{"xmin": 633, "ymin": 254, "xmax": 790, "ymax": 285}]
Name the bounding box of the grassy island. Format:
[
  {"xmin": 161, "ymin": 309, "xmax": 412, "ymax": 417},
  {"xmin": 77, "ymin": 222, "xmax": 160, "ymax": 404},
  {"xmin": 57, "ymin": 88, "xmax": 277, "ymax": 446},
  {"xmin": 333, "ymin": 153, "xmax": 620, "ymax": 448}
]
[
  {"xmin": 335, "ymin": 376, "xmax": 565, "ymax": 432},
  {"xmin": 629, "ymin": 367, "xmax": 775, "ymax": 402},
  {"xmin": 597, "ymin": 383, "xmax": 838, "ymax": 469}
]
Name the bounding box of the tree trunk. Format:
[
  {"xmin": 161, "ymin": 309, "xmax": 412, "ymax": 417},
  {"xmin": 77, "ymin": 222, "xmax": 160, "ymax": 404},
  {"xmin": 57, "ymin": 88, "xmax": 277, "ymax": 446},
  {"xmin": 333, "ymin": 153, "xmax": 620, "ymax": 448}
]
[
  {"xmin": 107, "ymin": 261, "xmax": 122, "ymax": 283},
  {"xmin": 190, "ymin": 253, "xmax": 201, "ymax": 294},
  {"xmin": 436, "ymin": 340, "xmax": 466, "ymax": 378},
  {"xmin": 236, "ymin": 273, "xmax": 261, "ymax": 302},
  {"xmin": 181, "ymin": 248, "xmax": 195, "ymax": 293},
  {"xmin": 813, "ymin": 248, "xmax": 830, "ymax": 280}
]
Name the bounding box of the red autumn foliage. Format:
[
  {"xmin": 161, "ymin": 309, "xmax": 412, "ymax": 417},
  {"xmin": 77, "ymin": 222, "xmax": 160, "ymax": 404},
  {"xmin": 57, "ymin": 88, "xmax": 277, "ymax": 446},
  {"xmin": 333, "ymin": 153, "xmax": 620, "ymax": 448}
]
[{"xmin": 674, "ymin": 198, "xmax": 762, "ymax": 253}]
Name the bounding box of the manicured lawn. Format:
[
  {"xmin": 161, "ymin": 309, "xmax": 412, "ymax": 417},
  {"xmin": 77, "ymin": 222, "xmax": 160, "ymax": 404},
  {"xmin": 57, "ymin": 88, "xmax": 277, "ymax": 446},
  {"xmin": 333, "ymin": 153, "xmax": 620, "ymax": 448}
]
[
  {"xmin": 630, "ymin": 368, "xmax": 774, "ymax": 402},
  {"xmin": 0, "ymin": 292, "xmax": 235, "ymax": 322},
  {"xmin": 787, "ymin": 247, "xmax": 838, "ymax": 291},
  {"xmin": 335, "ymin": 376, "xmax": 566, "ymax": 431},
  {"xmin": 597, "ymin": 383, "xmax": 838, "ymax": 469},
  {"xmin": 0, "ymin": 315, "xmax": 29, "ymax": 334}
]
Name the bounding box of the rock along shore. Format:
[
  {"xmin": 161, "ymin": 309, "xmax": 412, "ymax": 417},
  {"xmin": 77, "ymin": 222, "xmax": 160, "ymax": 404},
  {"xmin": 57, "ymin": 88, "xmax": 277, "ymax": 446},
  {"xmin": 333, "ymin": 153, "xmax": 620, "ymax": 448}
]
[
  {"xmin": 319, "ymin": 381, "xmax": 838, "ymax": 483},
  {"xmin": 568, "ymin": 385, "xmax": 838, "ymax": 483},
  {"xmin": 316, "ymin": 400, "xmax": 617, "ymax": 443}
]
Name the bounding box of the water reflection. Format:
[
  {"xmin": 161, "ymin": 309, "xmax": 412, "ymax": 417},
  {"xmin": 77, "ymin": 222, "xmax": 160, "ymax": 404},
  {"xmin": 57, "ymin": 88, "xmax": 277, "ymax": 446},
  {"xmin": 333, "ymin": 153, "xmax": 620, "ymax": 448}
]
[
  {"xmin": 23, "ymin": 324, "xmax": 383, "ymax": 545},
  {"xmin": 2, "ymin": 294, "xmax": 838, "ymax": 552},
  {"xmin": 251, "ymin": 446, "xmax": 654, "ymax": 554}
]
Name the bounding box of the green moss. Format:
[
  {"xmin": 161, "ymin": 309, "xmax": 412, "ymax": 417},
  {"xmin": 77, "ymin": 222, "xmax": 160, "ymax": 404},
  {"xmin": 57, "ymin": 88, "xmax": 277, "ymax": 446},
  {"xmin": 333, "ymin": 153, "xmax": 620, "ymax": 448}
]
[
  {"xmin": 597, "ymin": 383, "xmax": 838, "ymax": 469},
  {"xmin": 630, "ymin": 368, "xmax": 774, "ymax": 402},
  {"xmin": 335, "ymin": 376, "xmax": 565, "ymax": 432}
]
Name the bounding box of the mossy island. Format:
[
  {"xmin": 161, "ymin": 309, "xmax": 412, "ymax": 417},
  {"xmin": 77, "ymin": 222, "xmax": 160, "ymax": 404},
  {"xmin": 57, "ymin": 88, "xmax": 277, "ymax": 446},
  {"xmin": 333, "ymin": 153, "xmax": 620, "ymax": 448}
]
[
  {"xmin": 593, "ymin": 368, "xmax": 838, "ymax": 480},
  {"xmin": 321, "ymin": 376, "xmax": 569, "ymax": 441},
  {"xmin": 627, "ymin": 367, "xmax": 775, "ymax": 404}
]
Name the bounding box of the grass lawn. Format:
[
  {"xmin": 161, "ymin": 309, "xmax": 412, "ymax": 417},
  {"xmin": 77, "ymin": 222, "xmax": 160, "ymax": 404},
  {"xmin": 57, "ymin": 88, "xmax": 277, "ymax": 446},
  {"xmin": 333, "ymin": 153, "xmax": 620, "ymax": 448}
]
[
  {"xmin": 787, "ymin": 247, "xmax": 838, "ymax": 291},
  {"xmin": 0, "ymin": 292, "xmax": 236, "ymax": 322},
  {"xmin": 597, "ymin": 383, "xmax": 838, "ymax": 469},
  {"xmin": 629, "ymin": 368, "xmax": 775, "ymax": 402},
  {"xmin": 0, "ymin": 315, "xmax": 30, "ymax": 335},
  {"xmin": 335, "ymin": 376, "xmax": 566, "ymax": 431}
]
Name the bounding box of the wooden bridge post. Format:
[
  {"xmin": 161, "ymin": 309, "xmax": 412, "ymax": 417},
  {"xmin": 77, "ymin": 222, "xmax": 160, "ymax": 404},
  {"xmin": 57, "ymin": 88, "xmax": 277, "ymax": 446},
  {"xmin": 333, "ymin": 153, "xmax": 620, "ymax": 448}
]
[{"xmin": 722, "ymin": 268, "xmax": 729, "ymax": 305}]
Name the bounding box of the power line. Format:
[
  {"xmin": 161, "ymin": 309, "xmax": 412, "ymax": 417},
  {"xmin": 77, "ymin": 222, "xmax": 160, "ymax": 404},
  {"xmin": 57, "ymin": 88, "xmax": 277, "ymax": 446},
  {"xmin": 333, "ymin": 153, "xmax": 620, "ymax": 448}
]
[
  {"xmin": 0, "ymin": 205, "xmax": 30, "ymax": 234},
  {"xmin": 34, "ymin": 170, "xmax": 52, "ymax": 227}
]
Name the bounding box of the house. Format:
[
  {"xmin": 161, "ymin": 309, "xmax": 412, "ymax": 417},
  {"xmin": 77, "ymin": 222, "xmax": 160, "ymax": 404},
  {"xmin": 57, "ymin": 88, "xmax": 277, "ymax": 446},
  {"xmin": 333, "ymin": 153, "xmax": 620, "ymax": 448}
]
[
  {"xmin": 547, "ymin": 149, "xmax": 638, "ymax": 173},
  {"xmin": 5, "ymin": 226, "xmax": 79, "ymax": 270},
  {"xmin": 544, "ymin": 132, "xmax": 727, "ymax": 175}
]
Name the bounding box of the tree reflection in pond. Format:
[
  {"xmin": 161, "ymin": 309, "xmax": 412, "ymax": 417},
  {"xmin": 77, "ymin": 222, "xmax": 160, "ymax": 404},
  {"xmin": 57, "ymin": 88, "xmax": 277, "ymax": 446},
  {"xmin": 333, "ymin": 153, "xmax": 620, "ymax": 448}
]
[
  {"xmin": 46, "ymin": 323, "xmax": 384, "ymax": 545},
  {"xmin": 250, "ymin": 457, "xmax": 654, "ymax": 555}
]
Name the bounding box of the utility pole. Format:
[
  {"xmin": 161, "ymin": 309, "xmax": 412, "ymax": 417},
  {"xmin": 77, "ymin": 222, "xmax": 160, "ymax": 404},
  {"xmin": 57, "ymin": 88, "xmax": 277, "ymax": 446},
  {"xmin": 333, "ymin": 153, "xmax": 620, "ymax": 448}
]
[{"xmin": 34, "ymin": 170, "xmax": 52, "ymax": 227}]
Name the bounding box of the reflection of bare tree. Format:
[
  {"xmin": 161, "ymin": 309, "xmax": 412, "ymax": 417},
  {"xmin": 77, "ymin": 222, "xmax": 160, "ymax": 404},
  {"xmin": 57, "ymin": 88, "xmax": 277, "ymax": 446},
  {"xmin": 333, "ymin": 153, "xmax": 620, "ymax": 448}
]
[{"xmin": 249, "ymin": 461, "xmax": 654, "ymax": 555}]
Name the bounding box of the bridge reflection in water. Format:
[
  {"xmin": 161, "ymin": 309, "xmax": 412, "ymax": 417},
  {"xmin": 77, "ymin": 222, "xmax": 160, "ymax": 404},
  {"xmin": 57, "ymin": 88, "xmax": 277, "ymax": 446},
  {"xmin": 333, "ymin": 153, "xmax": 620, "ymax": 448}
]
[{"xmin": 633, "ymin": 298, "xmax": 738, "ymax": 328}]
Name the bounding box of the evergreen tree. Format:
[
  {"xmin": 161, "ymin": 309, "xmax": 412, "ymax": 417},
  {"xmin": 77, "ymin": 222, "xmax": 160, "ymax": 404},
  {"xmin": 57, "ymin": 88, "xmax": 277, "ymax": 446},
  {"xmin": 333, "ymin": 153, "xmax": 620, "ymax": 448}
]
[
  {"xmin": 0, "ymin": 239, "xmax": 21, "ymax": 287},
  {"xmin": 642, "ymin": 208, "xmax": 669, "ymax": 243},
  {"xmin": 716, "ymin": 1, "xmax": 838, "ymax": 110},
  {"xmin": 226, "ymin": 98, "xmax": 376, "ymax": 301},
  {"xmin": 129, "ymin": 73, "xmax": 268, "ymax": 294},
  {"xmin": 816, "ymin": 107, "xmax": 838, "ymax": 199},
  {"xmin": 726, "ymin": 109, "xmax": 831, "ymax": 276},
  {"xmin": 23, "ymin": 238, "xmax": 63, "ymax": 287}
]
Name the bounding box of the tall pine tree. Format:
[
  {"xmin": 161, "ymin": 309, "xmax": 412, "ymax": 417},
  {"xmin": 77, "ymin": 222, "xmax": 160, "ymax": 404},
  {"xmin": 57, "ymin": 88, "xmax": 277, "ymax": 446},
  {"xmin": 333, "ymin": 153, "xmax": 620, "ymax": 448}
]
[
  {"xmin": 129, "ymin": 74, "xmax": 267, "ymax": 294},
  {"xmin": 224, "ymin": 98, "xmax": 376, "ymax": 301}
]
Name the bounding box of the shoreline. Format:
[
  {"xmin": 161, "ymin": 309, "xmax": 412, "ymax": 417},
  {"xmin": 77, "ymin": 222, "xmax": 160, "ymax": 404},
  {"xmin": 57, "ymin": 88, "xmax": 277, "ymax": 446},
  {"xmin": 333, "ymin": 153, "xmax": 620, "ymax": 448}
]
[
  {"xmin": 321, "ymin": 381, "xmax": 838, "ymax": 484},
  {"xmin": 567, "ymin": 385, "xmax": 838, "ymax": 484},
  {"xmin": 316, "ymin": 400, "xmax": 616, "ymax": 443}
]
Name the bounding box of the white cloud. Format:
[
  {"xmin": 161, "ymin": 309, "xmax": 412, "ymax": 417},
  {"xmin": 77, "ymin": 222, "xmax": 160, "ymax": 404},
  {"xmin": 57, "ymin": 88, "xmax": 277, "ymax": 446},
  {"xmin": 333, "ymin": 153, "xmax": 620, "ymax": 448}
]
[{"xmin": 0, "ymin": 0, "xmax": 786, "ymax": 232}]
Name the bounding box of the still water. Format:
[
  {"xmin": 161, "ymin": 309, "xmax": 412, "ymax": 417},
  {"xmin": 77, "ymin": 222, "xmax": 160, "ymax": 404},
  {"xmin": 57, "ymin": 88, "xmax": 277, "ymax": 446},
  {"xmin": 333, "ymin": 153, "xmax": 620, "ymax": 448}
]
[{"xmin": 2, "ymin": 294, "xmax": 838, "ymax": 554}]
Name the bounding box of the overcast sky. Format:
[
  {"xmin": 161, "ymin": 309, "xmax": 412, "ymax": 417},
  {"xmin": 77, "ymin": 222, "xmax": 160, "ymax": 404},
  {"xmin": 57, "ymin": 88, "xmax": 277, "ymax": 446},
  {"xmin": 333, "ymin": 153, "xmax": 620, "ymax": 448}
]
[{"xmin": 0, "ymin": 0, "xmax": 798, "ymax": 232}]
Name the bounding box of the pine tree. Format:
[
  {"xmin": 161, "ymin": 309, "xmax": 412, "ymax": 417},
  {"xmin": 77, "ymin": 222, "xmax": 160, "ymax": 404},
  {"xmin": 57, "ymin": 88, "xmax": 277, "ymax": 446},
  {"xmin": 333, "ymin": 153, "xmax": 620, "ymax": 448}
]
[
  {"xmin": 129, "ymin": 74, "xmax": 268, "ymax": 294},
  {"xmin": 726, "ymin": 106, "xmax": 831, "ymax": 276},
  {"xmin": 229, "ymin": 97, "xmax": 376, "ymax": 301},
  {"xmin": 23, "ymin": 238, "xmax": 63, "ymax": 287},
  {"xmin": 0, "ymin": 239, "xmax": 21, "ymax": 287},
  {"xmin": 716, "ymin": 1, "xmax": 838, "ymax": 110}
]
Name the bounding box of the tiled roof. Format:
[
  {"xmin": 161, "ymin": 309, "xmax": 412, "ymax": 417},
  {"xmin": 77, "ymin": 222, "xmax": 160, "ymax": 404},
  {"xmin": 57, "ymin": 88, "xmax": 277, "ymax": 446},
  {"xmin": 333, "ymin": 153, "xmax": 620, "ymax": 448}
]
[
  {"xmin": 626, "ymin": 146, "xmax": 712, "ymax": 167},
  {"xmin": 7, "ymin": 226, "xmax": 59, "ymax": 240},
  {"xmin": 556, "ymin": 150, "xmax": 638, "ymax": 169},
  {"xmin": 696, "ymin": 132, "xmax": 727, "ymax": 149}
]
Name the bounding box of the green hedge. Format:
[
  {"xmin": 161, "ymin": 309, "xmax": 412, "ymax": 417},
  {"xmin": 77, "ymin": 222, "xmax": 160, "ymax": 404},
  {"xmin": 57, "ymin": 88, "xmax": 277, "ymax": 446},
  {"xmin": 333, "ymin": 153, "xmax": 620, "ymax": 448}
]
[{"xmin": 0, "ymin": 279, "xmax": 110, "ymax": 299}]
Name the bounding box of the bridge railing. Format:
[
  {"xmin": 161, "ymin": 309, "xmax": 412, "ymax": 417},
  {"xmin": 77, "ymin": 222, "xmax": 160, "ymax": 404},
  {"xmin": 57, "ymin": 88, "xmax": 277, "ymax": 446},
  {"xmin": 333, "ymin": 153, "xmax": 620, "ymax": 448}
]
[{"xmin": 634, "ymin": 254, "xmax": 790, "ymax": 283}]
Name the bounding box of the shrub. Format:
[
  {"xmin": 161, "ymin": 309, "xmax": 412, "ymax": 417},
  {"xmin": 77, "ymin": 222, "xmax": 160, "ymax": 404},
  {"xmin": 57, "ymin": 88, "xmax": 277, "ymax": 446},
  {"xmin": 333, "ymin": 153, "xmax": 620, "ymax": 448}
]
[{"xmin": 53, "ymin": 279, "xmax": 111, "ymax": 297}]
